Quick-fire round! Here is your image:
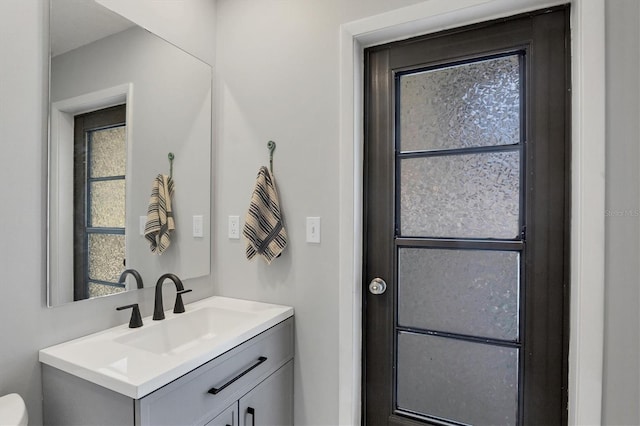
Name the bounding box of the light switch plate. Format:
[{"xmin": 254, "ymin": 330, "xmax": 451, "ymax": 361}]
[
  {"xmin": 228, "ymin": 216, "xmax": 240, "ymax": 239},
  {"xmin": 193, "ymin": 215, "xmax": 204, "ymax": 238},
  {"xmin": 306, "ymin": 217, "xmax": 321, "ymax": 243},
  {"xmin": 139, "ymin": 216, "xmax": 146, "ymax": 236}
]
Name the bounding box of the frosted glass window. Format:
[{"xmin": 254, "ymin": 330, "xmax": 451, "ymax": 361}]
[
  {"xmin": 397, "ymin": 332, "xmax": 518, "ymax": 425},
  {"xmin": 89, "ymin": 127, "xmax": 126, "ymax": 177},
  {"xmin": 400, "ymin": 151, "xmax": 520, "ymax": 239},
  {"xmin": 398, "ymin": 248, "xmax": 519, "ymax": 340},
  {"xmin": 399, "ymin": 55, "xmax": 520, "ymax": 152},
  {"xmin": 90, "ymin": 180, "xmax": 126, "ymax": 228},
  {"xmin": 88, "ymin": 234, "xmax": 125, "ymax": 282}
]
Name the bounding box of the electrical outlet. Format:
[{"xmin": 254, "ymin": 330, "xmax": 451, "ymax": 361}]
[{"xmin": 228, "ymin": 216, "xmax": 240, "ymax": 239}]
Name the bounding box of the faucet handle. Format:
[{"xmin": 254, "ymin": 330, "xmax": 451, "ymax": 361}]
[
  {"xmin": 174, "ymin": 289, "xmax": 192, "ymax": 314},
  {"xmin": 116, "ymin": 303, "xmax": 143, "ymax": 328}
]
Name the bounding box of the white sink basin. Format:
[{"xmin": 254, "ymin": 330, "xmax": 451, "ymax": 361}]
[
  {"xmin": 115, "ymin": 307, "xmax": 256, "ymax": 356},
  {"xmin": 39, "ymin": 296, "xmax": 293, "ymax": 398}
]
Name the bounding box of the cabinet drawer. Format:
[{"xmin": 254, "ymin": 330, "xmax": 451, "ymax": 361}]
[{"xmin": 136, "ymin": 318, "xmax": 293, "ymax": 426}]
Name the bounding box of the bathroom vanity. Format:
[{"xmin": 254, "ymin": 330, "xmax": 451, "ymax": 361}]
[{"xmin": 39, "ymin": 297, "xmax": 294, "ymax": 426}]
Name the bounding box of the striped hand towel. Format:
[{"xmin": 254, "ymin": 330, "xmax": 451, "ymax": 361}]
[
  {"xmin": 144, "ymin": 174, "xmax": 175, "ymax": 254},
  {"xmin": 243, "ymin": 166, "xmax": 287, "ymax": 264}
]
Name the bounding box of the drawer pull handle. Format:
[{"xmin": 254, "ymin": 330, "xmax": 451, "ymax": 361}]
[
  {"xmin": 247, "ymin": 407, "xmax": 256, "ymax": 426},
  {"xmin": 208, "ymin": 356, "xmax": 268, "ymax": 395}
]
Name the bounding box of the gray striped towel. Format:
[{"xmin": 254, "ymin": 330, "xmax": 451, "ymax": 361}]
[
  {"xmin": 144, "ymin": 174, "xmax": 175, "ymax": 254},
  {"xmin": 243, "ymin": 166, "xmax": 287, "ymax": 264}
]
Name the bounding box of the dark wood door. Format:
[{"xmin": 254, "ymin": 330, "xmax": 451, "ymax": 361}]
[{"xmin": 363, "ymin": 7, "xmax": 569, "ymax": 425}]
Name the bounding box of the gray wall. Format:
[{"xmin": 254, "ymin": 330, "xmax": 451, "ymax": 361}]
[
  {"xmin": 0, "ymin": 1, "xmax": 214, "ymax": 424},
  {"xmin": 603, "ymin": 0, "xmax": 640, "ymax": 424},
  {"xmin": 1, "ymin": 0, "xmax": 639, "ymax": 425}
]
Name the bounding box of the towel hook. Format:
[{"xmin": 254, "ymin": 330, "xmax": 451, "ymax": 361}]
[
  {"xmin": 168, "ymin": 152, "xmax": 174, "ymax": 179},
  {"xmin": 267, "ymin": 141, "xmax": 276, "ymax": 173}
]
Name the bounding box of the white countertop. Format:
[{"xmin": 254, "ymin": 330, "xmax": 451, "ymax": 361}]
[{"xmin": 39, "ymin": 296, "xmax": 294, "ymax": 399}]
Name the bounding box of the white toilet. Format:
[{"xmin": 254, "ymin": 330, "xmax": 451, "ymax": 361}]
[{"xmin": 0, "ymin": 394, "xmax": 28, "ymax": 426}]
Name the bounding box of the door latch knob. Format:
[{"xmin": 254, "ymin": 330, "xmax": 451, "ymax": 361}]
[{"xmin": 369, "ymin": 278, "xmax": 387, "ymax": 295}]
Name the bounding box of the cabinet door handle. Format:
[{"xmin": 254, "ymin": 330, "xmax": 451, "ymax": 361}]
[
  {"xmin": 247, "ymin": 407, "xmax": 256, "ymax": 426},
  {"xmin": 207, "ymin": 356, "xmax": 268, "ymax": 395}
]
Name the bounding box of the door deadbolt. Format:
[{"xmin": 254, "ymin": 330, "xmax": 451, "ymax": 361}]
[{"xmin": 369, "ymin": 278, "xmax": 387, "ymax": 295}]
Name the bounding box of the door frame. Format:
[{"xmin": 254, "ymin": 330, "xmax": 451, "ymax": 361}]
[{"xmin": 337, "ymin": 1, "xmax": 605, "ymax": 425}]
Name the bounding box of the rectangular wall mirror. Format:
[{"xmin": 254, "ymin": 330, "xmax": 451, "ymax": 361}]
[{"xmin": 48, "ymin": 0, "xmax": 212, "ymax": 306}]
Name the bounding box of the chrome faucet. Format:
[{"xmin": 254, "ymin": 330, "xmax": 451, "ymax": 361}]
[
  {"xmin": 118, "ymin": 269, "xmax": 144, "ymax": 289},
  {"xmin": 153, "ymin": 273, "xmax": 192, "ymax": 320}
]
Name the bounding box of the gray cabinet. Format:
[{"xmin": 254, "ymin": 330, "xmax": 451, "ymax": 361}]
[
  {"xmin": 206, "ymin": 361, "xmax": 293, "ymax": 426},
  {"xmin": 239, "ymin": 361, "xmax": 293, "ymax": 426},
  {"xmin": 42, "ymin": 318, "xmax": 293, "ymax": 426},
  {"xmin": 206, "ymin": 403, "xmax": 237, "ymax": 426}
]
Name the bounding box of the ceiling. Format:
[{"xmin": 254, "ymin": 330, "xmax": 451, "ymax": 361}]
[{"xmin": 50, "ymin": 0, "xmax": 135, "ymax": 57}]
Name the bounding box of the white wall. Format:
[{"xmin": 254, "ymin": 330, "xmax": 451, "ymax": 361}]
[
  {"xmin": 0, "ymin": 1, "xmax": 215, "ymax": 424},
  {"xmin": 213, "ymin": 1, "xmax": 425, "ymax": 424},
  {"xmin": 0, "ymin": 0, "xmax": 639, "ymax": 425},
  {"xmin": 602, "ymin": 0, "xmax": 640, "ymax": 424}
]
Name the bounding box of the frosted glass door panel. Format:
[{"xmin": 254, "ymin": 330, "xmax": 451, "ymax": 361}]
[
  {"xmin": 88, "ymin": 281, "xmax": 125, "ymax": 297},
  {"xmin": 89, "ymin": 180, "xmax": 126, "ymax": 227},
  {"xmin": 398, "ymin": 248, "xmax": 519, "ymax": 340},
  {"xmin": 89, "ymin": 126, "xmax": 126, "ymax": 177},
  {"xmin": 400, "ymin": 151, "xmax": 520, "ymax": 238},
  {"xmin": 397, "ymin": 332, "xmax": 518, "ymax": 425},
  {"xmin": 88, "ymin": 234, "xmax": 125, "ymax": 282},
  {"xmin": 399, "ymin": 55, "xmax": 520, "ymax": 152}
]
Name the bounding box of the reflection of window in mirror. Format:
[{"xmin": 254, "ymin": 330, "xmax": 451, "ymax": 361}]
[{"xmin": 73, "ymin": 104, "xmax": 127, "ymax": 301}]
